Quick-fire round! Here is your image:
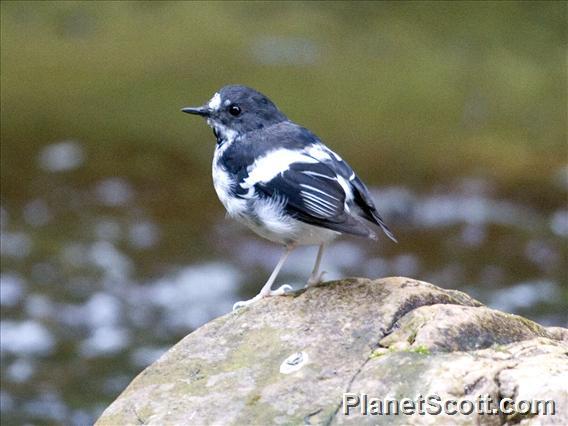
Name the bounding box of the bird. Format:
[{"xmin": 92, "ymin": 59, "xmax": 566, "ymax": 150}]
[{"xmin": 182, "ymin": 85, "xmax": 396, "ymax": 309}]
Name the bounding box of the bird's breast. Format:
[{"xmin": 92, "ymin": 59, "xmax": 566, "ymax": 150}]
[{"xmin": 212, "ymin": 145, "xmax": 248, "ymax": 218}]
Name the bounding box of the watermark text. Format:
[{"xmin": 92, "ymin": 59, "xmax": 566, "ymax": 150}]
[{"xmin": 342, "ymin": 393, "xmax": 556, "ymax": 416}]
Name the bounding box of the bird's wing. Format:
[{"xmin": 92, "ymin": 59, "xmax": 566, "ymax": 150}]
[
  {"xmin": 240, "ymin": 144, "xmax": 376, "ymax": 238},
  {"xmin": 240, "ymin": 123, "xmax": 396, "ymax": 241},
  {"xmin": 305, "ymin": 141, "xmax": 398, "ymax": 242}
]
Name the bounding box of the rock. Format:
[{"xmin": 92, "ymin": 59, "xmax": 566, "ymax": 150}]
[{"xmin": 96, "ymin": 277, "xmax": 567, "ymax": 425}]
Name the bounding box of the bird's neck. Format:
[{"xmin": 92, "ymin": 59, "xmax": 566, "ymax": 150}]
[{"xmin": 208, "ymin": 121, "xmax": 239, "ymax": 147}]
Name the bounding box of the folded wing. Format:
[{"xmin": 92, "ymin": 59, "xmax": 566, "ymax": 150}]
[
  {"xmin": 238, "ymin": 122, "xmax": 396, "ymax": 241},
  {"xmin": 254, "ymin": 159, "xmax": 377, "ymax": 239}
]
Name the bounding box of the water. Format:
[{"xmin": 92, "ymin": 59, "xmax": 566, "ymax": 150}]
[
  {"xmin": 1, "ymin": 140, "xmax": 566, "ymax": 425},
  {"xmin": 1, "ymin": 2, "xmax": 566, "ymax": 424}
]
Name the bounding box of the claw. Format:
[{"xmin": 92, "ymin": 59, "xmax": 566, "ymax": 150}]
[
  {"xmin": 232, "ymin": 284, "xmax": 293, "ymax": 311},
  {"xmin": 271, "ymin": 284, "xmax": 293, "ymax": 295},
  {"xmin": 232, "ymin": 295, "xmax": 261, "ymax": 311},
  {"xmin": 232, "ymin": 301, "xmax": 247, "ymax": 311}
]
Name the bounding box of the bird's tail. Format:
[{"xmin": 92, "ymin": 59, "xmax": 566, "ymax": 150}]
[
  {"xmin": 369, "ymin": 209, "xmax": 398, "ymax": 243},
  {"xmin": 350, "ymin": 177, "xmax": 398, "ymax": 243}
]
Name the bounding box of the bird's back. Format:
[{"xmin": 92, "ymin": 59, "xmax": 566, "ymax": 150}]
[{"xmin": 214, "ymin": 119, "xmax": 395, "ymax": 243}]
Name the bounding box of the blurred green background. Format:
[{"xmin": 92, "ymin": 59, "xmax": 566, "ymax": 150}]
[{"xmin": 1, "ymin": 1, "xmax": 566, "ymax": 424}]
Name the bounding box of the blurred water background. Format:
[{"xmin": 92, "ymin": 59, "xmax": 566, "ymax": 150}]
[{"xmin": 1, "ymin": 1, "xmax": 567, "ymax": 424}]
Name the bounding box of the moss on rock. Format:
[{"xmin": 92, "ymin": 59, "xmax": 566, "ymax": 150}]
[{"xmin": 96, "ymin": 277, "xmax": 567, "ymax": 426}]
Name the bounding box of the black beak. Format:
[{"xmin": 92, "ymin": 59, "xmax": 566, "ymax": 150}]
[{"xmin": 181, "ymin": 106, "xmax": 210, "ymax": 117}]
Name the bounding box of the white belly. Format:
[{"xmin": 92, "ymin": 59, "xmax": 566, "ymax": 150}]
[
  {"xmin": 237, "ymin": 198, "xmax": 340, "ymax": 246},
  {"xmin": 266, "ymin": 220, "xmax": 340, "ymax": 245}
]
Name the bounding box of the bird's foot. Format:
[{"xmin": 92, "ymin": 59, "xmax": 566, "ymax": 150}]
[
  {"xmin": 232, "ymin": 295, "xmax": 262, "ymax": 311},
  {"xmin": 270, "ymin": 283, "xmax": 294, "ymax": 296},
  {"xmin": 306, "ymin": 271, "xmax": 327, "ymax": 288},
  {"xmin": 232, "ymin": 284, "xmax": 293, "ymax": 311}
]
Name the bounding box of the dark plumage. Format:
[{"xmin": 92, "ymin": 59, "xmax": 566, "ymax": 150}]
[{"xmin": 182, "ymin": 85, "xmax": 396, "ymax": 309}]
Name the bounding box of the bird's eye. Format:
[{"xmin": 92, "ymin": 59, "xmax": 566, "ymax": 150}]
[{"xmin": 228, "ymin": 104, "xmax": 241, "ymax": 116}]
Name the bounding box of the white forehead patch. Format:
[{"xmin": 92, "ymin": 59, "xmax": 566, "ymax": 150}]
[{"xmin": 208, "ymin": 92, "xmax": 222, "ymax": 110}]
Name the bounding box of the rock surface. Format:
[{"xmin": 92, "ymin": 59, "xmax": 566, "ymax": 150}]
[{"xmin": 96, "ymin": 277, "xmax": 567, "ymax": 425}]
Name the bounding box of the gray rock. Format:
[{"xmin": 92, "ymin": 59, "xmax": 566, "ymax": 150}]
[{"xmin": 96, "ymin": 277, "xmax": 567, "ymax": 425}]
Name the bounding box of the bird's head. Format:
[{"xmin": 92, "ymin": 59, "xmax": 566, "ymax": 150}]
[{"xmin": 182, "ymin": 85, "xmax": 287, "ymax": 142}]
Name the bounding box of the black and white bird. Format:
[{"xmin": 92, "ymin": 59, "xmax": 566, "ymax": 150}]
[{"xmin": 182, "ymin": 85, "xmax": 396, "ymax": 309}]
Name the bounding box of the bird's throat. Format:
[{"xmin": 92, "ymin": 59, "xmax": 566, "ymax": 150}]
[
  {"xmin": 209, "ymin": 121, "xmax": 238, "ymax": 146},
  {"xmin": 212, "ymin": 127, "xmax": 221, "ymax": 144}
]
